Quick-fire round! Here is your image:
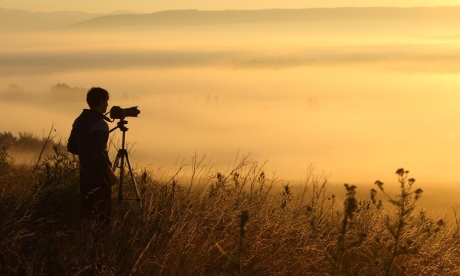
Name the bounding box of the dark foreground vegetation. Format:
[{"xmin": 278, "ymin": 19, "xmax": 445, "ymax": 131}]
[{"xmin": 1, "ymin": 132, "xmax": 459, "ymax": 275}]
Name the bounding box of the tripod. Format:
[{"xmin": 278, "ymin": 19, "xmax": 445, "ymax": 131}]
[{"xmin": 110, "ymin": 120, "xmax": 142, "ymax": 209}]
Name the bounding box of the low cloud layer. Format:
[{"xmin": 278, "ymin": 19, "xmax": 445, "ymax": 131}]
[
  {"xmin": 2, "ymin": 24, "xmax": 460, "ymax": 185},
  {"xmin": 2, "ymin": 42, "xmax": 460, "ymax": 76}
]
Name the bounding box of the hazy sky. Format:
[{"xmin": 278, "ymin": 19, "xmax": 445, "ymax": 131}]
[{"xmin": 2, "ymin": 0, "xmax": 460, "ymax": 13}]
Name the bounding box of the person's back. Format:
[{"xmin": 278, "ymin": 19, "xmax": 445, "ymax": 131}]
[{"xmin": 72, "ymin": 109, "xmax": 110, "ymax": 171}]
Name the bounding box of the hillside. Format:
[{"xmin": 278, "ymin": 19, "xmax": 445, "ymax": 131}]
[
  {"xmin": 67, "ymin": 7, "xmax": 460, "ymax": 31},
  {"xmin": 0, "ymin": 8, "xmax": 102, "ymax": 31},
  {"xmin": 3, "ymin": 7, "xmax": 460, "ymax": 32},
  {"xmin": 0, "ymin": 8, "xmax": 146, "ymax": 31}
]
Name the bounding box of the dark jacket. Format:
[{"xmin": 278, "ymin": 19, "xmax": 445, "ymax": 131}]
[{"xmin": 68, "ymin": 109, "xmax": 111, "ymax": 172}]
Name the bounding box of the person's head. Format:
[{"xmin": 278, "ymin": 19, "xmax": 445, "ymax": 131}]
[{"xmin": 87, "ymin": 87, "xmax": 109, "ymax": 113}]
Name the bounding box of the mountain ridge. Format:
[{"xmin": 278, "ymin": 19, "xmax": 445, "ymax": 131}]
[
  {"xmin": 0, "ymin": 7, "xmax": 144, "ymax": 31},
  {"xmin": 68, "ymin": 7, "xmax": 460, "ymax": 29},
  {"xmin": 2, "ymin": 7, "xmax": 460, "ymax": 31},
  {"xmin": 0, "ymin": 7, "xmax": 103, "ymax": 31}
]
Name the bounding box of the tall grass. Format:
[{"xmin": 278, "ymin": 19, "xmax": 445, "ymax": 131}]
[{"xmin": 0, "ymin": 135, "xmax": 459, "ymax": 275}]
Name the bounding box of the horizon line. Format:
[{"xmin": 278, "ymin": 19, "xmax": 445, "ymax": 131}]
[{"xmin": 3, "ymin": 5, "xmax": 460, "ymax": 15}]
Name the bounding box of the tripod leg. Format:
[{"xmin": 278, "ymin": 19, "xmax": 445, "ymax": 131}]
[
  {"xmin": 124, "ymin": 153, "xmax": 143, "ymax": 209},
  {"xmin": 118, "ymin": 150, "xmax": 126, "ymax": 202}
]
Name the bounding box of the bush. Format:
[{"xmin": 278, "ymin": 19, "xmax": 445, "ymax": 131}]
[{"xmin": 0, "ymin": 134, "xmax": 12, "ymax": 172}]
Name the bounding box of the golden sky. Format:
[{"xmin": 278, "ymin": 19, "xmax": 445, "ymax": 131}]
[{"xmin": 2, "ymin": 0, "xmax": 460, "ymax": 13}]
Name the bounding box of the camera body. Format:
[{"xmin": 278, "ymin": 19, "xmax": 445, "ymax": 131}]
[{"xmin": 110, "ymin": 106, "xmax": 140, "ymax": 119}]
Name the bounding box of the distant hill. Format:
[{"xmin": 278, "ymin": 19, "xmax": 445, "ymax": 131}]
[
  {"xmin": 108, "ymin": 10, "xmax": 145, "ymax": 15},
  {"xmin": 2, "ymin": 7, "xmax": 460, "ymax": 32},
  {"xmin": 67, "ymin": 7, "xmax": 460, "ymax": 31},
  {"xmin": 0, "ymin": 8, "xmax": 103, "ymax": 31}
]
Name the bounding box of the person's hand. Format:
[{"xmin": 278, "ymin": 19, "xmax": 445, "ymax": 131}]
[
  {"xmin": 107, "ymin": 167, "xmax": 118, "ymax": 186},
  {"xmin": 109, "ymin": 171, "xmax": 118, "ymax": 186}
]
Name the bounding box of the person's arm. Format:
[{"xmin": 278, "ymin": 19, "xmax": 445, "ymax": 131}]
[
  {"xmin": 91, "ymin": 129, "xmax": 110, "ymax": 169},
  {"xmin": 91, "ymin": 121, "xmax": 118, "ymax": 185}
]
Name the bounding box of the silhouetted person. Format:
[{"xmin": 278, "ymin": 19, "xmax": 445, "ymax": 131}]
[{"xmin": 68, "ymin": 87, "xmax": 117, "ymax": 225}]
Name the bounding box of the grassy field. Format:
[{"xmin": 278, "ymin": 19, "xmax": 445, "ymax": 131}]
[{"xmin": 1, "ymin": 133, "xmax": 459, "ymax": 275}]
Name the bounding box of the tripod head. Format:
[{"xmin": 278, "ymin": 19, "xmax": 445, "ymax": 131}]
[
  {"xmin": 110, "ymin": 119, "xmax": 129, "ymax": 133},
  {"xmin": 109, "ymin": 119, "xmax": 131, "ymax": 152}
]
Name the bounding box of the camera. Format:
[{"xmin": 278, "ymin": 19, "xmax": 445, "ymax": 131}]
[{"xmin": 110, "ymin": 106, "xmax": 140, "ymax": 119}]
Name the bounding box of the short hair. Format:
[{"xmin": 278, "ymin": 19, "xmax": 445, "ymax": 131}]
[{"xmin": 86, "ymin": 87, "xmax": 109, "ymax": 108}]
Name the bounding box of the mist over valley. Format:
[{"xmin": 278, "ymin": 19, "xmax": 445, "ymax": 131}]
[{"xmin": 2, "ymin": 7, "xmax": 460, "ymax": 205}]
